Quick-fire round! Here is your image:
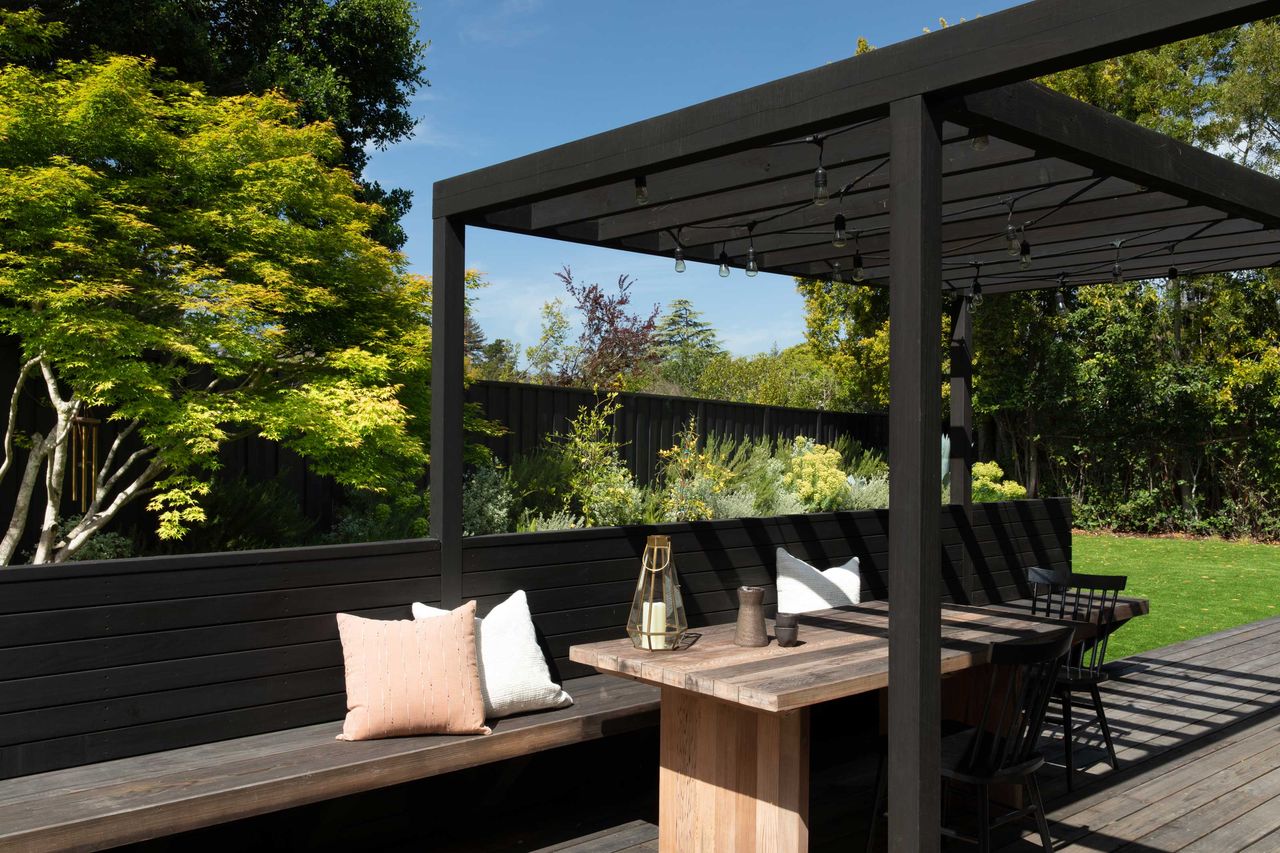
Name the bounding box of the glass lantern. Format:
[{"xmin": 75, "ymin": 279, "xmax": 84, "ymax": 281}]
[{"xmin": 627, "ymin": 535, "xmax": 687, "ymax": 650}]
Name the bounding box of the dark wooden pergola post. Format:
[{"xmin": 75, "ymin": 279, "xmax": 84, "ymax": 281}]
[
  {"xmin": 431, "ymin": 216, "xmax": 466, "ymax": 607},
  {"xmin": 887, "ymin": 94, "xmax": 944, "ymax": 851}
]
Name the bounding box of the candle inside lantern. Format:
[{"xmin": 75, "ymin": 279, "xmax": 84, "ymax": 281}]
[{"xmin": 642, "ymin": 600, "xmax": 667, "ymax": 649}]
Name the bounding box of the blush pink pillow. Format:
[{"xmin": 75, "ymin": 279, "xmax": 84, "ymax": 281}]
[{"xmin": 336, "ymin": 603, "xmax": 490, "ymax": 740}]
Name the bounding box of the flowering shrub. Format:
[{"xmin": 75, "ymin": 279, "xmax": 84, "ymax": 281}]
[
  {"xmin": 972, "ymin": 461, "xmax": 1028, "ymax": 502},
  {"xmin": 560, "ymin": 393, "xmax": 645, "ymax": 526},
  {"xmin": 783, "ymin": 437, "xmax": 854, "ymax": 511},
  {"xmin": 658, "ymin": 419, "xmax": 732, "ymax": 521}
]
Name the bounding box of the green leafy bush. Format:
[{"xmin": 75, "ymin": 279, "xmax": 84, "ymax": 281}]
[
  {"xmin": 326, "ymin": 491, "xmax": 429, "ymax": 543},
  {"xmin": 156, "ymin": 476, "xmax": 315, "ymax": 553}
]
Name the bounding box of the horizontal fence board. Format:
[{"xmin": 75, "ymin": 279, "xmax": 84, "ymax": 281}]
[
  {"xmin": 0, "ymin": 577, "xmax": 438, "ymax": 648},
  {"xmin": 0, "ymin": 642, "xmax": 342, "ymax": 715},
  {"xmin": 0, "ymin": 668, "xmax": 343, "ymax": 748},
  {"xmin": 0, "ymin": 549, "xmax": 438, "ymax": 615},
  {"xmin": 0, "ymin": 695, "xmax": 347, "ymax": 781},
  {"xmin": 0, "ymin": 605, "xmax": 410, "ymax": 682}
]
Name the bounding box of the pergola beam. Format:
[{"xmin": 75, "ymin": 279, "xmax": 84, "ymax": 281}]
[
  {"xmin": 951, "ymin": 82, "xmax": 1280, "ymax": 228},
  {"xmin": 435, "ymin": 0, "xmax": 1277, "ymax": 218}
]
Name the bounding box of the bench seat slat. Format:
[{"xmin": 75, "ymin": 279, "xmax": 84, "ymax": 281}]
[{"xmin": 0, "ymin": 674, "xmax": 655, "ymax": 853}]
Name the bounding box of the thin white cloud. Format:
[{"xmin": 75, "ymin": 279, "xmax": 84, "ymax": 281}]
[{"xmin": 459, "ymin": 0, "xmax": 547, "ymax": 46}]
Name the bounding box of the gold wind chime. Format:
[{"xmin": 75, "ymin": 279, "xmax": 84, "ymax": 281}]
[{"xmin": 68, "ymin": 416, "xmax": 101, "ymax": 512}]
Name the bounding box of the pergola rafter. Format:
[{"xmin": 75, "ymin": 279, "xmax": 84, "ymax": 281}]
[{"xmin": 432, "ymin": 2, "xmax": 1280, "ymax": 848}]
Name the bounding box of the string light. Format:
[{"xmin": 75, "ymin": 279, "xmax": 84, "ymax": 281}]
[
  {"xmin": 745, "ymin": 227, "xmax": 759, "ymax": 277},
  {"xmin": 813, "ymin": 137, "xmax": 830, "ymax": 206},
  {"xmin": 969, "ymin": 263, "xmax": 984, "ymax": 312},
  {"xmin": 971, "ymin": 133, "xmax": 990, "ymax": 152},
  {"xmin": 831, "ymin": 261, "xmax": 842, "ymax": 283},
  {"xmin": 851, "ymin": 232, "xmax": 865, "ymax": 281},
  {"xmin": 718, "ymin": 249, "xmax": 731, "ymax": 278},
  {"xmin": 1006, "ymin": 224, "xmax": 1021, "ymax": 257},
  {"xmin": 1167, "ymin": 266, "xmax": 1179, "ymax": 285},
  {"xmin": 1055, "ymin": 273, "xmax": 1069, "ymax": 316},
  {"xmin": 1111, "ymin": 241, "xmax": 1124, "ymax": 284},
  {"xmin": 634, "ymin": 176, "xmax": 649, "ymax": 205},
  {"xmin": 673, "ymin": 230, "xmax": 686, "ymax": 273},
  {"xmin": 1019, "ymin": 237, "xmax": 1033, "ymax": 270},
  {"xmin": 833, "ymin": 214, "xmax": 848, "ymax": 248}
]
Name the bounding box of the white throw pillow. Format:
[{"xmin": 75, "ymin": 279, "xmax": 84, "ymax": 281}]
[
  {"xmin": 775, "ymin": 547, "xmax": 861, "ymax": 613},
  {"xmin": 413, "ymin": 590, "xmax": 573, "ymax": 719}
]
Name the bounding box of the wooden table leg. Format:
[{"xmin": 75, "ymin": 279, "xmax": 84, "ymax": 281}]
[{"xmin": 659, "ymin": 686, "xmax": 809, "ymax": 852}]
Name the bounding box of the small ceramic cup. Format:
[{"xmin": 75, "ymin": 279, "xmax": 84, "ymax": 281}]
[{"xmin": 774, "ymin": 612, "xmax": 800, "ymax": 647}]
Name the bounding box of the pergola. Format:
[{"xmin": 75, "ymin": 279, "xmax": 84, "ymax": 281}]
[{"xmin": 431, "ymin": 1, "xmax": 1280, "ymax": 848}]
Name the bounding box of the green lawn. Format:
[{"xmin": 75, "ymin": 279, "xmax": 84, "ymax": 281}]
[{"xmin": 1072, "ymin": 532, "xmax": 1280, "ymax": 659}]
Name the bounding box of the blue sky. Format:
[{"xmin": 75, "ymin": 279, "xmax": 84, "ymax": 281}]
[{"xmin": 364, "ymin": 1, "xmax": 1021, "ymax": 358}]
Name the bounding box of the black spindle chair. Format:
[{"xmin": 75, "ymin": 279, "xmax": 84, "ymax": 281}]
[
  {"xmin": 1035, "ymin": 572, "xmax": 1128, "ymax": 790},
  {"xmin": 867, "ymin": 627, "xmax": 1074, "ymax": 853}
]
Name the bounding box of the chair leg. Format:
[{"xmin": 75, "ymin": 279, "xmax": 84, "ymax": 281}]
[
  {"xmin": 1061, "ymin": 690, "xmax": 1075, "ymax": 791},
  {"xmin": 977, "ymin": 782, "xmax": 991, "ymax": 853},
  {"xmin": 866, "ymin": 751, "xmax": 886, "ymax": 853},
  {"xmin": 1026, "ymin": 773, "xmax": 1054, "ymax": 853},
  {"xmin": 1090, "ymin": 683, "xmax": 1119, "ymax": 770}
]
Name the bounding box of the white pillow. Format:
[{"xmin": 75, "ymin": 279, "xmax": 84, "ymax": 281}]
[
  {"xmin": 413, "ymin": 590, "xmax": 573, "ymax": 719},
  {"xmin": 775, "ymin": 547, "xmax": 861, "ymax": 613}
]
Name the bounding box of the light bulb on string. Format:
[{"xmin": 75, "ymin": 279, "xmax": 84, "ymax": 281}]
[
  {"xmin": 1019, "ymin": 238, "xmax": 1033, "ymax": 270},
  {"xmin": 1006, "ymin": 224, "xmax": 1021, "ymax": 257},
  {"xmin": 673, "ymin": 243, "xmax": 686, "ymax": 274},
  {"xmin": 1112, "ymin": 261, "xmax": 1124, "ymax": 284},
  {"xmin": 971, "ymin": 133, "xmax": 990, "ymax": 152},
  {"xmin": 1167, "ymin": 266, "xmax": 1179, "ymax": 285},
  {"xmin": 746, "ymin": 245, "xmax": 759, "ymax": 277},
  {"xmin": 852, "ymin": 250, "xmax": 865, "ymax": 282},
  {"xmin": 813, "ymin": 165, "xmax": 830, "ymax": 206},
  {"xmin": 968, "ymin": 263, "xmax": 984, "ymax": 313},
  {"xmin": 831, "ymin": 261, "xmax": 842, "ymax": 283},
  {"xmin": 1055, "ymin": 273, "xmax": 1069, "ymax": 316},
  {"xmin": 718, "ymin": 250, "xmax": 731, "ymax": 278},
  {"xmin": 634, "ymin": 176, "xmax": 649, "ymax": 205},
  {"xmin": 833, "ymin": 214, "xmax": 848, "ymax": 248}
]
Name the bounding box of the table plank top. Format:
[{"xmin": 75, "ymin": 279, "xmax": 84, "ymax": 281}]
[{"xmin": 568, "ymin": 598, "xmax": 1148, "ymax": 714}]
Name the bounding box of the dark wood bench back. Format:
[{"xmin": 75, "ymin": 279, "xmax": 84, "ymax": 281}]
[
  {"xmin": 0, "ymin": 539, "xmax": 441, "ymax": 780},
  {"xmin": 0, "ymin": 498, "xmax": 1070, "ymax": 780}
]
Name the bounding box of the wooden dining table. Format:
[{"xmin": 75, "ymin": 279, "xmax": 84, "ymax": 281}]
[{"xmin": 568, "ymin": 597, "xmax": 1148, "ymax": 853}]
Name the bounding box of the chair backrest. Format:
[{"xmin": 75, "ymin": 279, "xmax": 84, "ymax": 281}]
[
  {"xmin": 1041, "ymin": 572, "xmax": 1127, "ymax": 675},
  {"xmin": 1027, "ymin": 565, "xmax": 1066, "ymax": 616},
  {"xmin": 961, "ymin": 627, "xmax": 1074, "ymax": 775}
]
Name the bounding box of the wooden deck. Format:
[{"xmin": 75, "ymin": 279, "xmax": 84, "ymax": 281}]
[{"xmin": 528, "ymin": 616, "xmax": 1280, "ymax": 853}]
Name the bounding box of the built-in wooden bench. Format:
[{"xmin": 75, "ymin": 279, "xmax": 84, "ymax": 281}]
[{"xmin": 0, "ymin": 673, "xmax": 659, "ymax": 853}]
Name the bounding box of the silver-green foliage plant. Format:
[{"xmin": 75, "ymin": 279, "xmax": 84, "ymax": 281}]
[
  {"xmin": 515, "ymin": 508, "xmax": 583, "ymax": 532},
  {"xmin": 462, "ymin": 464, "xmax": 514, "ymax": 537}
]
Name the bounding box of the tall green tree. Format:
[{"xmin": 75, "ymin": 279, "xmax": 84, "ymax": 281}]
[
  {"xmin": 0, "ymin": 12, "xmax": 436, "ymax": 563},
  {"xmin": 13, "ymin": 0, "xmax": 428, "ymax": 248},
  {"xmin": 653, "ymin": 298, "xmax": 723, "ymax": 393}
]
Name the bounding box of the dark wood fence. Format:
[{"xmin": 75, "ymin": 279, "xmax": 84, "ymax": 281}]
[
  {"xmin": 467, "ymin": 381, "xmax": 890, "ymax": 484},
  {"xmin": 0, "ymin": 498, "xmax": 1068, "ymax": 780}
]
